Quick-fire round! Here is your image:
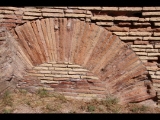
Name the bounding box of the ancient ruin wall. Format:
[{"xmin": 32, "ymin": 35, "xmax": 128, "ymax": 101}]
[{"xmin": 0, "ymin": 6, "xmax": 160, "ymax": 104}]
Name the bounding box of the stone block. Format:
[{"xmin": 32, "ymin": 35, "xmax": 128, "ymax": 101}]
[
  {"xmin": 135, "ymin": 52, "xmax": 147, "ymax": 56},
  {"xmin": 154, "ymin": 22, "xmax": 160, "ymax": 26},
  {"xmin": 155, "ymin": 7, "xmax": 160, "ymax": 10},
  {"xmin": 146, "ymin": 49, "xmax": 159, "ymax": 53},
  {"xmin": 24, "ymin": 12, "xmax": 42, "ymax": 16},
  {"xmin": 81, "ymin": 76, "xmax": 99, "ymax": 79},
  {"xmin": 77, "ymin": 7, "xmax": 101, "ymax": 10},
  {"xmin": 39, "ymin": 71, "xmax": 51, "ymax": 74},
  {"xmin": 65, "ymin": 13, "xmax": 86, "ymax": 17},
  {"xmin": 155, "ymin": 45, "xmax": 160, "ymax": 48},
  {"xmin": 149, "ymin": 71, "xmax": 155, "ymax": 75},
  {"xmin": 139, "ymin": 56, "xmax": 158, "ymax": 60},
  {"xmin": 38, "ymin": 77, "xmax": 54, "ymax": 80},
  {"xmin": 143, "ymin": 37, "xmax": 160, "ymax": 40},
  {"xmin": 55, "ymin": 68, "xmax": 72, "ymax": 71},
  {"xmin": 91, "ymin": 15, "xmax": 114, "ymax": 21},
  {"xmin": 53, "ymin": 78, "xmax": 69, "ymax": 81},
  {"xmin": 150, "ymin": 17, "xmax": 160, "ymax": 21},
  {"xmin": 2, "ymin": 10, "xmax": 14, "ymax": 14},
  {"xmin": 48, "ymin": 67, "xmax": 55, "ymax": 70},
  {"xmin": 146, "ymin": 66, "xmax": 158, "ymax": 71},
  {"xmin": 120, "ymin": 37, "xmax": 142, "ymax": 40},
  {"xmin": 113, "ymin": 32, "xmax": 129, "ymax": 36},
  {"xmin": 96, "ymin": 22, "xmax": 114, "ymax": 26},
  {"xmin": 119, "ymin": 7, "xmax": 142, "ymax": 11},
  {"xmin": 72, "ymin": 68, "xmax": 88, "ymax": 72},
  {"xmin": 42, "ymin": 13, "xmax": 64, "ymax": 17},
  {"xmin": 133, "ymin": 22, "xmax": 151, "ymax": 26},
  {"xmin": 52, "ymin": 64, "xmax": 68, "ymax": 67},
  {"xmin": 41, "ymin": 8, "xmax": 63, "ymax": 13},
  {"xmin": 131, "ymin": 45, "xmax": 153, "ymax": 48},
  {"xmin": 114, "ymin": 16, "xmax": 139, "ymax": 21},
  {"xmin": 45, "ymin": 74, "xmax": 57, "ymax": 77},
  {"xmin": 156, "ymin": 71, "xmax": 160, "ymax": 75},
  {"xmin": 134, "ymin": 41, "xmax": 149, "ymax": 45},
  {"xmin": 147, "ymin": 53, "xmax": 160, "ymax": 56},
  {"xmin": 27, "ymin": 73, "xmax": 44, "ymax": 77},
  {"xmin": 61, "ymin": 75, "xmax": 80, "ymax": 79},
  {"xmin": 3, "ymin": 15, "xmax": 17, "ymax": 19},
  {"xmin": 68, "ymin": 65, "xmax": 81, "ymax": 68},
  {"xmin": 152, "ymin": 76, "xmax": 160, "ymax": 80},
  {"xmin": 129, "ymin": 32, "xmax": 152, "ymax": 36},
  {"xmin": 132, "ymin": 48, "xmax": 146, "ymax": 52},
  {"xmin": 101, "ymin": 7, "xmax": 118, "ymax": 11},
  {"xmin": 142, "ymin": 7, "xmax": 156, "ymax": 11},
  {"xmin": 64, "ymin": 9, "xmax": 86, "ymax": 14},
  {"xmin": 138, "ymin": 18, "xmax": 150, "ymax": 22},
  {"xmin": 153, "ymin": 32, "xmax": 160, "ymax": 36},
  {"xmin": 22, "ymin": 16, "xmax": 38, "ymax": 20},
  {"xmin": 51, "ymin": 71, "xmax": 68, "ymax": 74},
  {"xmin": 23, "ymin": 8, "xmax": 41, "ymax": 12},
  {"xmin": 0, "ymin": 7, "xmax": 18, "ymax": 11},
  {"xmin": 68, "ymin": 71, "xmax": 86, "ymax": 75},
  {"xmin": 143, "ymin": 12, "xmax": 160, "ymax": 16}
]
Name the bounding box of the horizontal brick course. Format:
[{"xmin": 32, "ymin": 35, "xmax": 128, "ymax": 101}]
[
  {"xmin": 143, "ymin": 12, "xmax": 160, "ymax": 16},
  {"xmin": 129, "ymin": 32, "xmax": 152, "ymax": 36},
  {"xmin": 131, "ymin": 45, "xmax": 153, "ymax": 48},
  {"xmin": 41, "ymin": 8, "xmax": 63, "ymax": 13},
  {"xmin": 119, "ymin": 7, "xmax": 142, "ymax": 11},
  {"xmin": 91, "ymin": 15, "xmax": 114, "ymax": 21},
  {"xmin": 42, "ymin": 13, "xmax": 64, "ymax": 17}
]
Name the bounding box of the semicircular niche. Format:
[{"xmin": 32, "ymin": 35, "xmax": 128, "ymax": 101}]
[{"xmin": 10, "ymin": 18, "xmax": 156, "ymax": 104}]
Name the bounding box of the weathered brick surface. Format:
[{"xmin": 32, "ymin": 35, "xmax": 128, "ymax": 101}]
[
  {"xmin": 0, "ymin": 7, "xmax": 158, "ymax": 104},
  {"xmin": 119, "ymin": 7, "xmax": 142, "ymax": 11}
]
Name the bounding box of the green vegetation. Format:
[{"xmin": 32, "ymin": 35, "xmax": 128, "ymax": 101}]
[{"xmin": 0, "ymin": 89, "xmax": 158, "ymax": 113}]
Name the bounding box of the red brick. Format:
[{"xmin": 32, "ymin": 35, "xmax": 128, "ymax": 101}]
[
  {"xmin": 85, "ymin": 30, "xmax": 112, "ymax": 71},
  {"xmin": 35, "ymin": 19, "xmax": 50, "ymax": 62},
  {"xmin": 22, "ymin": 23, "xmax": 42, "ymax": 64},
  {"xmin": 15, "ymin": 26, "xmax": 35, "ymax": 65},
  {"xmin": 134, "ymin": 40, "xmax": 149, "ymax": 45},
  {"xmin": 30, "ymin": 21, "xmax": 47, "ymax": 62},
  {"xmin": 41, "ymin": 19, "xmax": 52, "ymax": 62},
  {"xmin": 106, "ymin": 26, "xmax": 129, "ymax": 32}
]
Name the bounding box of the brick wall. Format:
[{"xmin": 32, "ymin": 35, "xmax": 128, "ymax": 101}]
[{"xmin": 0, "ymin": 6, "xmax": 160, "ymax": 104}]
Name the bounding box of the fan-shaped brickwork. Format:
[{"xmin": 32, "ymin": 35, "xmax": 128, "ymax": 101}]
[{"xmin": 9, "ymin": 18, "xmax": 156, "ymax": 104}]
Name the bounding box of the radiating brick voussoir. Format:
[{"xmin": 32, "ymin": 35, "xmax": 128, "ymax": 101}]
[{"xmin": 12, "ymin": 18, "xmax": 154, "ymax": 104}]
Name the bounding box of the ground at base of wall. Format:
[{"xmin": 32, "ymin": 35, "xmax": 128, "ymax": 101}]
[{"xmin": 0, "ymin": 88, "xmax": 160, "ymax": 113}]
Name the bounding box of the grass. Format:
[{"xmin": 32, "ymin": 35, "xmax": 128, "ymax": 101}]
[
  {"xmin": 87, "ymin": 105, "xmax": 95, "ymax": 112},
  {"xmin": 2, "ymin": 90, "xmax": 13, "ymax": 107},
  {"xmin": 37, "ymin": 88, "xmax": 49, "ymax": 98},
  {"xmin": 0, "ymin": 88, "xmax": 159, "ymax": 113},
  {"xmin": 45, "ymin": 103, "xmax": 61, "ymax": 113},
  {"xmin": 130, "ymin": 104, "xmax": 149, "ymax": 113},
  {"xmin": 104, "ymin": 95, "xmax": 119, "ymax": 106},
  {"xmin": 2, "ymin": 108, "xmax": 12, "ymax": 113}
]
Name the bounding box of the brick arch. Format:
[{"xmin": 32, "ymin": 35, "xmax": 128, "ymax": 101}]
[{"xmin": 11, "ymin": 18, "xmax": 156, "ymax": 104}]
